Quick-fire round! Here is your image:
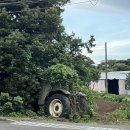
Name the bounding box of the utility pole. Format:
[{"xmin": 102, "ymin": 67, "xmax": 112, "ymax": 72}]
[{"xmin": 105, "ymin": 42, "xmax": 108, "ymax": 92}]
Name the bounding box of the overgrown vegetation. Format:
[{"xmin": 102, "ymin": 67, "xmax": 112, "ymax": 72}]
[
  {"xmin": 43, "ymin": 64, "xmax": 79, "ymax": 90},
  {"xmin": 112, "ymin": 106, "xmax": 130, "ymax": 120},
  {"xmin": 1, "ymin": 89, "xmax": 130, "ymax": 124},
  {"xmin": 78, "ymin": 86, "xmax": 97, "ymax": 118},
  {"xmin": 96, "ymin": 92, "xmax": 130, "ymax": 104},
  {"xmin": 0, "ymin": 87, "xmax": 97, "ymax": 122},
  {"xmin": 0, "ymin": 0, "xmax": 100, "ymax": 119},
  {"xmin": 93, "ymin": 91, "xmax": 130, "ymax": 122},
  {"xmin": 79, "ymin": 88, "xmax": 130, "ymax": 121},
  {"xmin": 0, "ymin": 92, "xmax": 23, "ymax": 115},
  {"xmin": 0, "ymin": 92, "xmax": 38, "ymax": 117}
]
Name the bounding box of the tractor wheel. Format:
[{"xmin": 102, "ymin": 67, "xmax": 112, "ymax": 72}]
[
  {"xmin": 78, "ymin": 96, "xmax": 88, "ymax": 116},
  {"xmin": 46, "ymin": 94, "xmax": 70, "ymax": 118}
]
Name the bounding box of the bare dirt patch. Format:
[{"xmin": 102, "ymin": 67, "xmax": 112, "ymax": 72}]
[
  {"xmin": 95, "ymin": 99, "xmax": 127, "ymax": 124},
  {"xmin": 96, "ymin": 99, "xmax": 122, "ymax": 114}
]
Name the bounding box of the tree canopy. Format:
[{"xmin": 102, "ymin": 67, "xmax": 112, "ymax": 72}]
[
  {"xmin": 98, "ymin": 59, "xmax": 130, "ymax": 72},
  {"xmin": 0, "ymin": 0, "xmax": 100, "ymax": 108}
]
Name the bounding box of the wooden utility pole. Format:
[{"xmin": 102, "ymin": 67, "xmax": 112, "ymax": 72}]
[{"xmin": 105, "ymin": 42, "xmax": 108, "ymax": 92}]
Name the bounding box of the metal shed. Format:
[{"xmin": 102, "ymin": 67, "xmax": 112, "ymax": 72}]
[{"xmin": 90, "ymin": 71, "xmax": 130, "ymax": 95}]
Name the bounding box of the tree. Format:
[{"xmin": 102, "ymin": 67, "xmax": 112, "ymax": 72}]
[
  {"xmin": 71, "ymin": 54, "xmax": 100, "ymax": 85},
  {"xmin": 113, "ymin": 63, "xmax": 130, "ymax": 71},
  {"xmin": 98, "ymin": 59, "xmax": 130, "ymax": 72},
  {"xmin": 0, "ymin": 0, "xmax": 99, "ymax": 108}
]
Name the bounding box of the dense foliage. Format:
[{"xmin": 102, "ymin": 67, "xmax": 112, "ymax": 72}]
[
  {"xmin": 98, "ymin": 59, "xmax": 130, "ymax": 71},
  {"xmin": 43, "ymin": 64, "xmax": 79, "ymax": 90},
  {"xmin": 78, "ymin": 86, "xmax": 97, "ymax": 117},
  {"xmin": 0, "ymin": 92, "xmax": 23, "ymax": 115},
  {"xmin": 0, "ymin": 0, "xmax": 100, "ymax": 109}
]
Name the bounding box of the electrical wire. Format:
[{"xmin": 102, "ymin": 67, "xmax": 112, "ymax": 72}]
[
  {"xmin": 67, "ymin": 0, "xmax": 99, "ymax": 6},
  {"xmin": 0, "ymin": 0, "xmax": 46, "ymax": 7},
  {"xmin": 0, "ymin": 0, "xmax": 99, "ymax": 6},
  {"xmin": 0, "ymin": 0, "xmax": 99, "ymax": 14}
]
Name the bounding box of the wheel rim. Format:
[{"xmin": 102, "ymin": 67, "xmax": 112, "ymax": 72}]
[{"xmin": 49, "ymin": 99, "xmax": 63, "ymax": 117}]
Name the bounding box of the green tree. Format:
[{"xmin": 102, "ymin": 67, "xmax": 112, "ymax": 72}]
[
  {"xmin": 98, "ymin": 59, "xmax": 130, "ymax": 71},
  {"xmin": 113, "ymin": 63, "xmax": 130, "ymax": 71},
  {"xmin": 0, "ymin": 0, "xmax": 99, "ymax": 108},
  {"xmin": 71, "ymin": 54, "xmax": 100, "ymax": 85}
]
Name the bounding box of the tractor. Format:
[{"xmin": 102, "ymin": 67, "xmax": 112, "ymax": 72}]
[{"xmin": 38, "ymin": 84, "xmax": 88, "ymax": 118}]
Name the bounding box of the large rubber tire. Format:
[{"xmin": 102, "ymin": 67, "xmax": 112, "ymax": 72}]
[
  {"xmin": 46, "ymin": 94, "xmax": 70, "ymax": 118},
  {"xmin": 78, "ymin": 96, "xmax": 88, "ymax": 116}
]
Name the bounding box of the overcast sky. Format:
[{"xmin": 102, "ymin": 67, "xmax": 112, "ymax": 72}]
[{"xmin": 62, "ymin": 0, "xmax": 130, "ymax": 63}]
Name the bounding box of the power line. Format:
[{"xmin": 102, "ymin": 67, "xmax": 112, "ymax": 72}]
[
  {"xmin": 66, "ymin": 0, "xmax": 99, "ymax": 6},
  {"xmin": 0, "ymin": 0, "xmax": 99, "ymax": 14},
  {"xmin": 0, "ymin": 0, "xmax": 46, "ymax": 7},
  {"xmin": 0, "ymin": 0, "xmax": 99, "ymax": 7}
]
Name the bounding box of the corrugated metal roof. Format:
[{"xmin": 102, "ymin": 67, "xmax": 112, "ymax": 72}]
[{"xmin": 100, "ymin": 71, "xmax": 130, "ymax": 80}]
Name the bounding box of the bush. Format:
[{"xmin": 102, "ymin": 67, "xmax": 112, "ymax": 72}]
[
  {"xmin": 0, "ymin": 92, "xmax": 12, "ymax": 106},
  {"xmin": 78, "ymin": 86, "xmax": 97, "ymax": 117},
  {"xmin": 97, "ymin": 93, "xmax": 127, "ymax": 103},
  {"xmin": 2, "ymin": 102, "xmax": 13, "ymax": 113},
  {"xmin": 0, "ymin": 92, "xmax": 24, "ymax": 115},
  {"xmin": 9, "ymin": 112, "xmax": 19, "ymax": 117},
  {"xmin": 121, "ymin": 96, "xmax": 130, "ymax": 103},
  {"xmin": 102, "ymin": 94, "xmax": 118, "ymax": 101},
  {"xmin": 43, "ymin": 64, "xmax": 79, "ymax": 91},
  {"xmin": 112, "ymin": 106, "xmax": 130, "ymax": 119},
  {"xmin": 0, "ymin": 106, "xmax": 3, "ymax": 115},
  {"xmin": 69, "ymin": 114, "xmax": 82, "ymax": 123},
  {"xmin": 24, "ymin": 110, "xmax": 37, "ymax": 117},
  {"xmin": 13, "ymin": 96, "xmax": 24, "ymax": 111},
  {"xmin": 37, "ymin": 106, "xmax": 45, "ymax": 116}
]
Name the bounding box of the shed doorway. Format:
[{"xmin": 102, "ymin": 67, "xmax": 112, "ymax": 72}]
[{"xmin": 108, "ymin": 79, "xmax": 119, "ymax": 95}]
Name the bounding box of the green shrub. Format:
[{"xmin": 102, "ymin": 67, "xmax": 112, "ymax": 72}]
[
  {"xmin": 24, "ymin": 109, "xmax": 37, "ymax": 117},
  {"xmin": 69, "ymin": 114, "xmax": 81, "ymax": 123},
  {"xmin": 98, "ymin": 93, "xmax": 127, "ymax": 103},
  {"xmin": 43, "ymin": 64, "xmax": 79, "ymax": 91},
  {"xmin": 0, "ymin": 106, "xmax": 3, "ymax": 115},
  {"xmin": 0, "ymin": 92, "xmax": 24, "ymax": 115},
  {"xmin": 0, "ymin": 92, "xmax": 12, "ymax": 106},
  {"xmin": 99, "ymin": 93, "xmax": 120, "ymax": 101},
  {"xmin": 127, "ymin": 108, "xmax": 130, "ymax": 119},
  {"xmin": 9, "ymin": 112, "xmax": 19, "ymax": 117},
  {"xmin": 121, "ymin": 96, "xmax": 130, "ymax": 103},
  {"xmin": 13, "ymin": 96, "xmax": 24, "ymax": 111},
  {"xmin": 0, "ymin": 92, "xmax": 38, "ymax": 117},
  {"xmin": 112, "ymin": 106, "xmax": 130, "ymax": 119},
  {"xmin": 78, "ymin": 86, "xmax": 97, "ymax": 117},
  {"xmin": 37, "ymin": 106, "xmax": 45, "ymax": 116},
  {"xmin": 2, "ymin": 102, "xmax": 13, "ymax": 113}
]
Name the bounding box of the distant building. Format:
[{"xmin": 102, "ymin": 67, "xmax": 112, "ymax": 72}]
[{"xmin": 90, "ymin": 71, "xmax": 130, "ymax": 95}]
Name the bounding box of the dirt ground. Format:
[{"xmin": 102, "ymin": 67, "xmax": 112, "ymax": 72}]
[
  {"xmin": 95, "ymin": 99, "xmax": 127, "ymax": 124},
  {"xmin": 96, "ymin": 99, "xmax": 122, "ymax": 114}
]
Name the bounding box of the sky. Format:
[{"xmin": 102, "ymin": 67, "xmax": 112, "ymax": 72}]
[{"xmin": 62, "ymin": 0, "xmax": 130, "ymax": 63}]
